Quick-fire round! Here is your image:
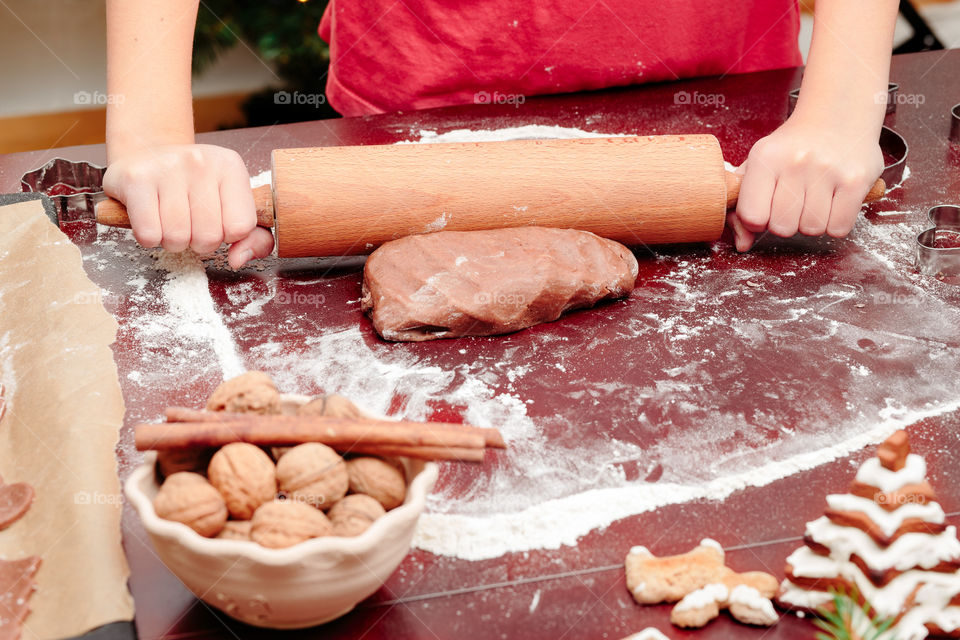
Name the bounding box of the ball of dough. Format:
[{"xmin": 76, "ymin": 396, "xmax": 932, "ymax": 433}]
[
  {"xmin": 154, "ymin": 472, "xmax": 227, "ymax": 537},
  {"xmin": 275, "ymin": 443, "xmax": 348, "ymax": 508},
  {"xmin": 206, "ymin": 371, "xmax": 280, "ymax": 415},
  {"xmin": 346, "ymin": 456, "xmax": 407, "ymax": 510},
  {"xmin": 207, "ymin": 443, "xmax": 277, "ymax": 520},
  {"xmin": 328, "ymin": 494, "xmax": 386, "ymax": 537},
  {"xmin": 250, "ymin": 500, "xmax": 332, "ymax": 548}
]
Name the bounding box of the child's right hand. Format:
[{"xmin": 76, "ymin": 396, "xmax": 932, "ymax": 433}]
[{"xmin": 102, "ymin": 144, "xmax": 275, "ymax": 269}]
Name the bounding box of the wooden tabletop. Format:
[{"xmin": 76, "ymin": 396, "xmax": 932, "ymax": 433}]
[{"xmin": 2, "ymin": 49, "xmax": 959, "ymax": 640}]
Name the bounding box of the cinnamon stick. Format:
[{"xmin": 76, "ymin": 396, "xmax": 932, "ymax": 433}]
[
  {"xmin": 164, "ymin": 406, "xmax": 507, "ymax": 449},
  {"xmin": 135, "ymin": 416, "xmax": 486, "ymax": 452},
  {"xmin": 345, "ymin": 444, "xmax": 484, "ymax": 462}
]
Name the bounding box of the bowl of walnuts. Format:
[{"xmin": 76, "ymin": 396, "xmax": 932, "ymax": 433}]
[{"xmin": 124, "ymin": 372, "xmax": 440, "ymax": 629}]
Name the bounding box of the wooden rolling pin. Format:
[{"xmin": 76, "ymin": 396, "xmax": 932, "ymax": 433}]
[{"xmin": 94, "ymin": 135, "xmax": 885, "ymax": 257}]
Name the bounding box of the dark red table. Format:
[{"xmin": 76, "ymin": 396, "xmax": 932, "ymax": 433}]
[{"xmin": 2, "ymin": 50, "xmax": 960, "ymax": 640}]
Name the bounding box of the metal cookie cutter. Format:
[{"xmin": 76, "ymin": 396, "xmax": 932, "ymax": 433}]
[
  {"xmin": 950, "ymin": 103, "xmax": 960, "ymax": 143},
  {"xmin": 916, "ymin": 205, "xmax": 960, "ymax": 277},
  {"xmin": 878, "ymin": 125, "xmax": 908, "ymax": 188},
  {"xmin": 789, "ymin": 82, "xmax": 899, "ymax": 116},
  {"xmin": 20, "ymin": 157, "xmax": 107, "ymax": 228},
  {"xmin": 787, "ymin": 87, "xmax": 908, "ymax": 189}
]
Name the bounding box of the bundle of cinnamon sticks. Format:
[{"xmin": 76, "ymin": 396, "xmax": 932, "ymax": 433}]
[{"xmin": 134, "ymin": 407, "xmax": 506, "ymax": 462}]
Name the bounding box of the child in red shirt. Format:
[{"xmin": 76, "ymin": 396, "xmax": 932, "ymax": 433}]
[
  {"xmin": 319, "ymin": 2, "xmax": 803, "ymax": 116},
  {"xmin": 103, "ymin": 1, "xmax": 899, "ymax": 267}
]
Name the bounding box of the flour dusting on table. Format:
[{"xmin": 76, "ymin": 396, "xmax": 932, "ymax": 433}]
[{"xmin": 102, "ymin": 125, "xmax": 960, "ymax": 561}]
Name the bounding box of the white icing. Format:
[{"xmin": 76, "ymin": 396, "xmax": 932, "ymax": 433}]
[
  {"xmin": 894, "ymin": 585, "xmax": 960, "ymax": 639},
  {"xmin": 699, "ymin": 538, "xmax": 724, "ymax": 556},
  {"xmin": 826, "ymin": 493, "xmax": 945, "ymax": 538},
  {"xmin": 784, "ymin": 549, "xmax": 960, "ymax": 622},
  {"xmin": 729, "ymin": 585, "xmax": 778, "ymax": 623},
  {"xmin": 778, "ymin": 581, "xmax": 833, "ymax": 609},
  {"xmin": 785, "ymin": 449, "xmax": 960, "ymax": 639},
  {"xmin": 629, "ymin": 546, "xmax": 651, "ymax": 556},
  {"xmin": 786, "ymin": 546, "xmax": 841, "ymax": 579},
  {"xmin": 621, "ymin": 629, "xmax": 671, "ymax": 640},
  {"xmin": 674, "ymin": 583, "xmax": 727, "ymax": 612},
  {"xmin": 853, "ymin": 567, "xmax": 957, "ymax": 620},
  {"xmin": 855, "ymin": 454, "xmax": 926, "ymax": 492},
  {"xmin": 806, "ymin": 517, "xmax": 960, "ymax": 573},
  {"xmin": 631, "ymin": 583, "xmax": 646, "ymax": 599}
]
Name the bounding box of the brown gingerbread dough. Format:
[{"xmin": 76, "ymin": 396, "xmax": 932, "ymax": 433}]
[
  {"xmin": 0, "ymin": 481, "xmax": 34, "ymax": 531},
  {"xmin": 361, "ymin": 227, "xmax": 638, "ymax": 341},
  {"xmin": 0, "ymin": 555, "xmax": 40, "ymax": 639}
]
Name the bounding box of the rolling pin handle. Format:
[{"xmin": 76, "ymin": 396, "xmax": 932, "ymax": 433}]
[
  {"xmin": 724, "ymin": 171, "xmax": 886, "ymax": 210},
  {"xmin": 94, "ymin": 184, "xmax": 275, "ymax": 230},
  {"xmin": 94, "ymin": 197, "xmax": 132, "ymax": 228}
]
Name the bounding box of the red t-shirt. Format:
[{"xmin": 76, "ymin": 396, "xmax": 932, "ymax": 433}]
[{"xmin": 319, "ymin": 2, "xmax": 801, "ymax": 117}]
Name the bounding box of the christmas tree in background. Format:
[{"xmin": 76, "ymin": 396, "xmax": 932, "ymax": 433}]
[{"xmin": 191, "ymin": 0, "xmax": 339, "ymax": 125}]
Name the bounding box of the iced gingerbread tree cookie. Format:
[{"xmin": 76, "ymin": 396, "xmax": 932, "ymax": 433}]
[{"xmin": 778, "ymin": 430, "xmax": 960, "ymax": 639}]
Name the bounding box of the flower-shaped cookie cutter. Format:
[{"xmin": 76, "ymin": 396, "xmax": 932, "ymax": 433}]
[
  {"xmin": 916, "ymin": 205, "xmax": 960, "ymax": 277},
  {"xmin": 20, "ymin": 157, "xmax": 107, "ymax": 225}
]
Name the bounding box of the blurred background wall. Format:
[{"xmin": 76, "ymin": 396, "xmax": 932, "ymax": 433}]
[{"xmin": 1, "ymin": 0, "xmax": 957, "ymax": 154}]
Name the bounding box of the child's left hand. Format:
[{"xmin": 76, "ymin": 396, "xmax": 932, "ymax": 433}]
[{"xmin": 730, "ymin": 114, "xmax": 884, "ymax": 252}]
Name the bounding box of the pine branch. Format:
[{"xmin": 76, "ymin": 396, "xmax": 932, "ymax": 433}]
[{"xmin": 813, "ymin": 588, "xmax": 895, "ymax": 640}]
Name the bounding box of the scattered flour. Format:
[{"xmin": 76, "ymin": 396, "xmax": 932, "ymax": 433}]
[
  {"xmin": 249, "ymin": 169, "xmax": 272, "ymax": 189},
  {"xmin": 0, "ymin": 332, "xmax": 17, "ymax": 412},
  {"xmin": 107, "ymin": 125, "xmax": 960, "ymax": 562},
  {"xmin": 424, "ymin": 212, "xmax": 449, "ymax": 232},
  {"xmin": 405, "ymin": 124, "xmax": 631, "ymax": 144},
  {"xmin": 134, "ymin": 250, "xmax": 245, "ymax": 381},
  {"xmin": 411, "ymin": 399, "xmax": 960, "ymax": 559}
]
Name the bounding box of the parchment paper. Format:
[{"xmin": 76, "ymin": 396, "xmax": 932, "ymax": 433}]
[{"xmin": 0, "ymin": 199, "xmax": 134, "ymax": 638}]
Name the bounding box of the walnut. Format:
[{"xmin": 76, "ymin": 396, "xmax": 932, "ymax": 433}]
[
  {"xmin": 156, "ymin": 448, "xmax": 214, "ymax": 479},
  {"xmin": 206, "ymin": 371, "xmax": 280, "ymax": 415},
  {"xmin": 346, "ymin": 457, "xmax": 406, "ymax": 510},
  {"xmin": 327, "ymin": 494, "xmax": 386, "ymax": 537},
  {"xmin": 217, "ymin": 520, "xmax": 252, "ymax": 541},
  {"xmin": 297, "ymin": 394, "xmax": 364, "ymax": 419},
  {"xmin": 275, "ymin": 443, "xmax": 348, "ymax": 508},
  {"xmin": 207, "ymin": 443, "xmax": 277, "ymax": 520},
  {"xmin": 250, "ymin": 500, "xmax": 332, "ymax": 548},
  {"xmin": 154, "ymin": 472, "xmax": 227, "ymax": 537}
]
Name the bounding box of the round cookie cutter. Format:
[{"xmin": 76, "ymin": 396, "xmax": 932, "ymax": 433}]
[
  {"xmin": 789, "ymin": 83, "xmax": 899, "ymax": 117},
  {"xmin": 878, "ymin": 125, "xmax": 908, "ymax": 188},
  {"xmin": 787, "ymin": 86, "xmax": 908, "ymax": 188},
  {"xmin": 916, "ymin": 205, "xmax": 960, "ymax": 277},
  {"xmin": 950, "ymin": 103, "xmax": 960, "ymax": 143},
  {"xmin": 20, "ymin": 157, "xmax": 107, "ymax": 225}
]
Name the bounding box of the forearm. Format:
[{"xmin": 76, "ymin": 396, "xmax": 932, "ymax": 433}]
[
  {"xmin": 106, "ymin": 0, "xmax": 199, "ymax": 161},
  {"xmin": 794, "ymin": 0, "xmax": 899, "ymax": 135}
]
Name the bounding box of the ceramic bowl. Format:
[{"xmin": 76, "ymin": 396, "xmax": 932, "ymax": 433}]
[{"xmin": 124, "ymin": 394, "xmax": 439, "ymax": 628}]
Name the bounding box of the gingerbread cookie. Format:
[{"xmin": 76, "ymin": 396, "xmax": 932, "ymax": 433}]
[
  {"xmin": 620, "ymin": 629, "xmax": 670, "ymax": 640},
  {"xmin": 625, "ymin": 539, "xmax": 778, "ymax": 629},
  {"xmin": 778, "ymin": 430, "xmax": 960, "ymax": 638}
]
